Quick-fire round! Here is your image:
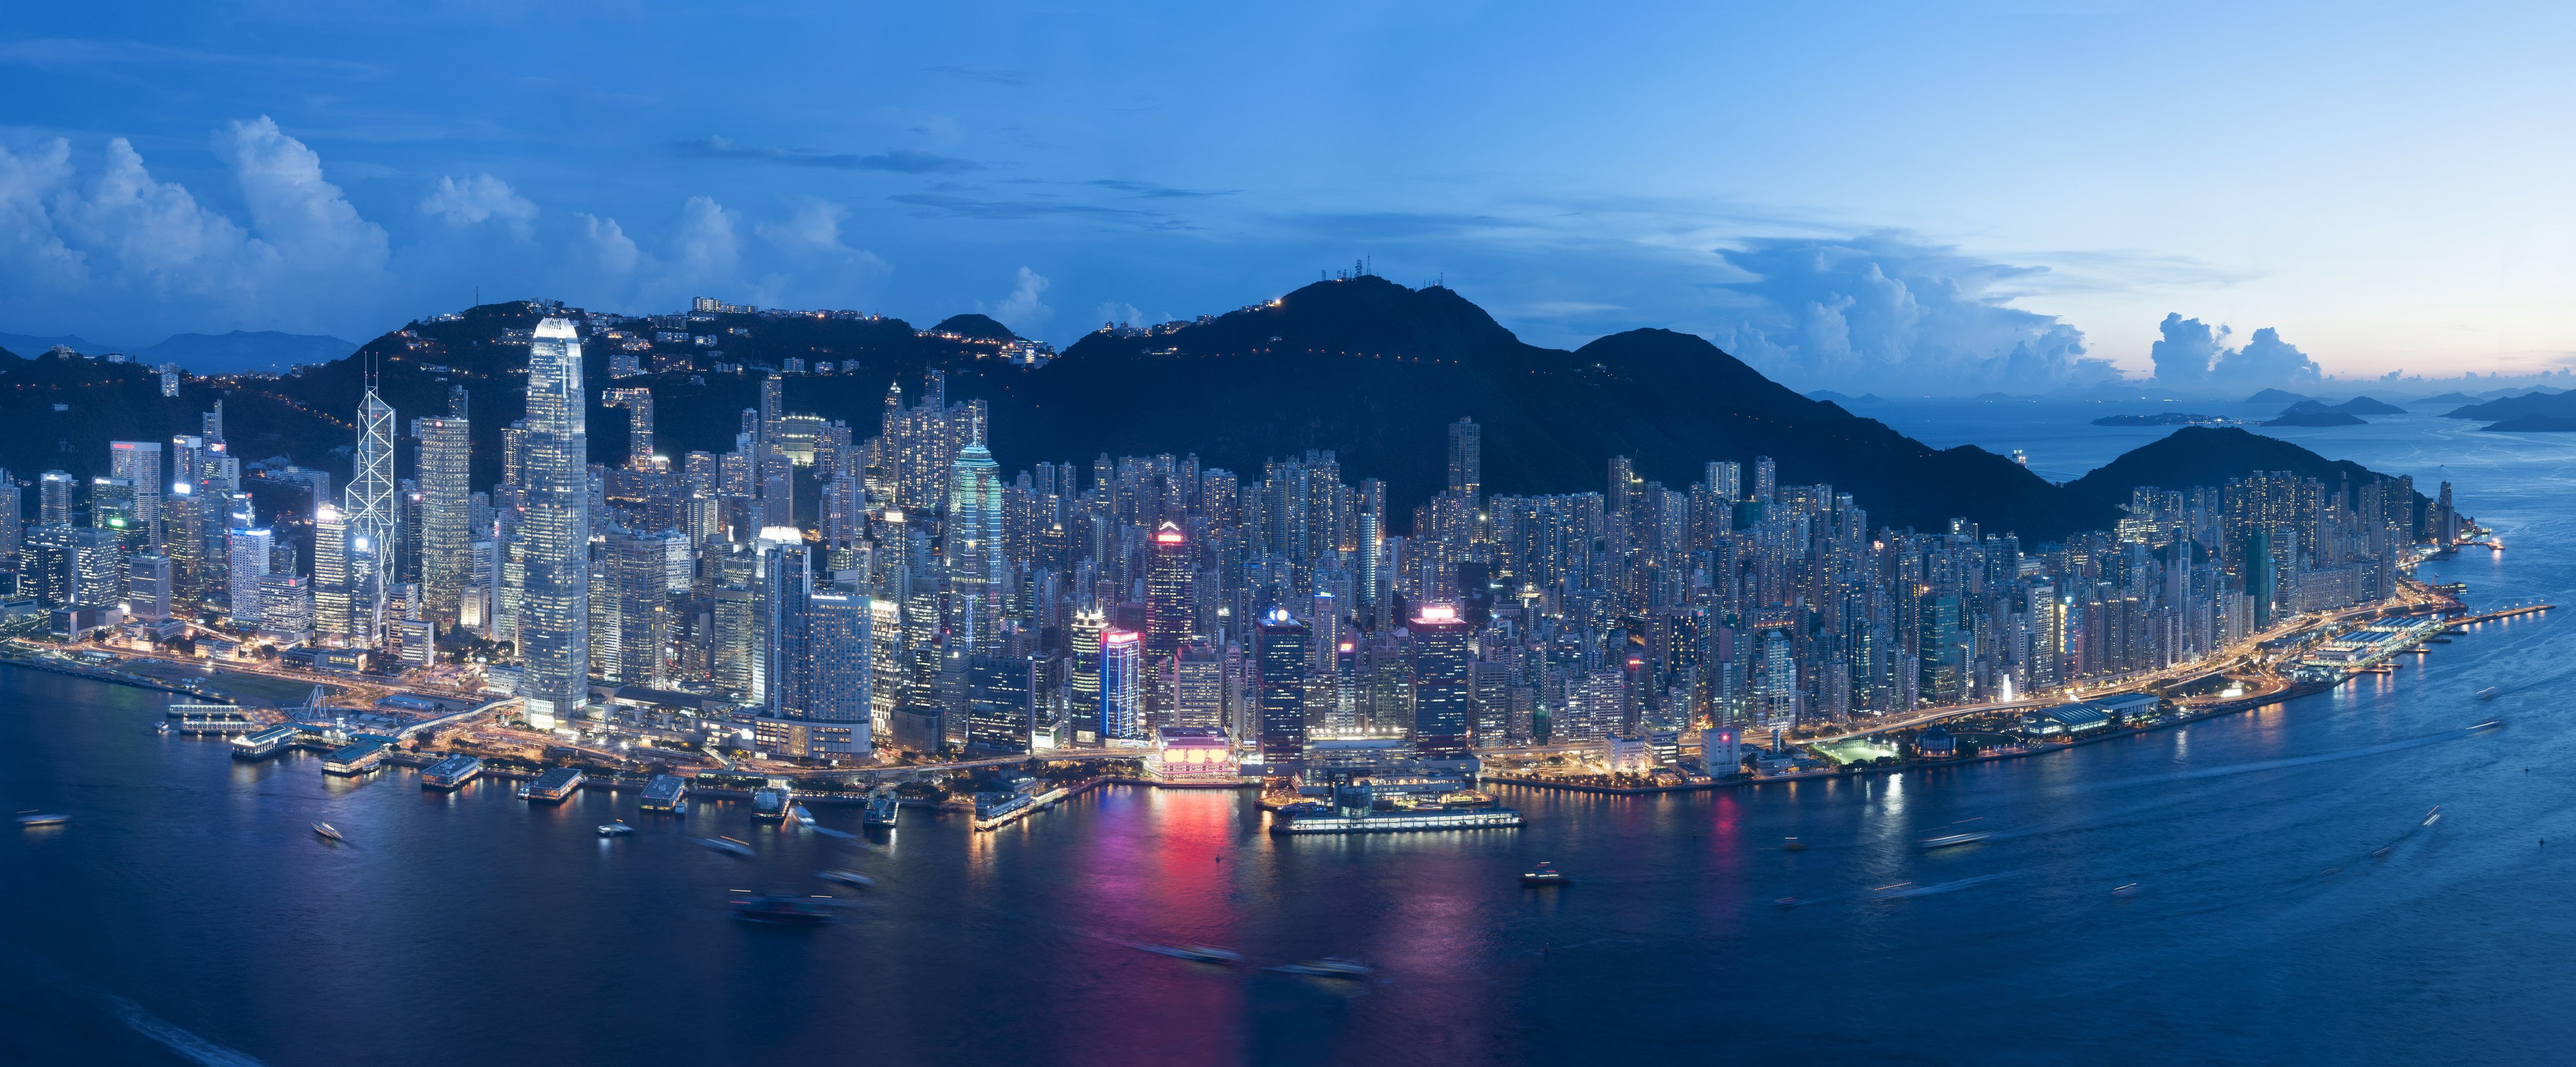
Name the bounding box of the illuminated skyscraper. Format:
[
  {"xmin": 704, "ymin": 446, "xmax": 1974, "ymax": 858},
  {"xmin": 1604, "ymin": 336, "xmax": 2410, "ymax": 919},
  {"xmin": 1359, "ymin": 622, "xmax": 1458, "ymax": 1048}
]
[
  {"xmin": 518, "ymin": 318, "xmax": 591, "ymax": 727},
  {"xmin": 227, "ymin": 528, "xmax": 272, "ymax": 624},
  {"xmin": 38, "ymin": 471, "xmax": 74, "ymax": 526},
  {"xmin": 1445, "ymin": 418, "xmax": 1481, "ymax": 502},
  {"xmin": 1145, "ymin": 522, "xmax": 1193, "ymax": 659},
  {"xmin": 108, "ymin": 441, "xmax": 162, "ymax": 542},
  {"xmin": 1100, "ymin": 629, "xmax": 1143, "ymax": 741},
  {"xmin": 943, "ymin": 442, "xmax": 1005, "ymax": 652},
  {"xmin": 414, "ymin": 415, "xmax": 473, "ymax": 627},
  {"xmin": 1255, "ymin": 607, "xmax": 1309, "ymax": 775},
  {"xmin": 1408, "ymin": 603, "xmax": 1473, "ymax": 758},
  {"xmin": 1068, "ymin": 606, "xmax": 1104, "ymax": 745},
  {"xmin": 805, "ymin": 592, "xmax": 875, "ymax": 759},
  {"xmin": 347, "ymin": 385, "xmax": 398, "ymax": 608}
]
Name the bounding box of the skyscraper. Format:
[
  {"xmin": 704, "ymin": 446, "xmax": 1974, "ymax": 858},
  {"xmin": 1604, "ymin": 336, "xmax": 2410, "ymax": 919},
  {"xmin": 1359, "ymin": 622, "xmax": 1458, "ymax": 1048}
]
[
  {"xmin": 943, "ymin": 442, "xmax": 1005, "ymax": 652},
  {"xmin": 1446, "ymin": 417, "xmax": 1481, "ymax": 502},
  {"xmin": 518, "ymin": 318, "xmax": 591, "ymax": 727},
  {"xmin": 414, "ymin": 415, "xmax": 473, "ymax": 627},
  {"xmin": 805, "ymin": 592, "xmax": 875, "ymax": 759},
  {"xmin": 38, "ymin": 470, "xmax": 74, "ymax": 526},
  {"xmin": 1409, "ymin": 603, "xmax": 1473, "ymax": 757},
  {"xmin": 347, "ymin": 385, "xmax": 398, "ymax": 603},
  {"xmin": 108, "ymin": 441, "xmax": 162, "ymax": 543},
  {"xmin": 1145, "ymin": 522, "xmax": 1193, "ymax": 659},
  {"xmin": 1068, "ymin": 606, "xmax": 1104, "ymax": 745},
  {"xmin": 1255, "ymin": 607, "xmax": 1309, "ymax": 776},
  {"xmin": 227, "ymin": 528, "xmax": 272, "ymax": 625},
  {"xmin": 1100, "ymin": 629, "xmax": 1143, "ymax": 742}
]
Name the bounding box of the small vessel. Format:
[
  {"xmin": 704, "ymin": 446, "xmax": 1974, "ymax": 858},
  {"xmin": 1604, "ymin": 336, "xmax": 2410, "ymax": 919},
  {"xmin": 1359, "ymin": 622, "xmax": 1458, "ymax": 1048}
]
[
  {"xmin": 1773, "ymin": 897, "xmax": 1804, "ymax": 908},
  {"xmin": 15, "ymin": 813, "xmax": 68, "ymax": 827},
  {"xmin": 864, "ymin": 786, "xmax": 901, "ymax": 827},
  {"xmin": 1919, "ymin": 832, "xmax": 1992, "ymax": 850},
  {"xmin": 1143, "ymin": 944, "xmax": 1243, "ymax": 963},
  {"xmin": 791, "ymin": 804, "xmax": 815, "ymax": 826},
  {"xmin": 597, "ymin": 820, "xmax": 634, "ymax": 837},
  {"xmin": 693, "ymin": 836, "xmax": 754, "ymax": 858},
  {"xmin": 312, "ymin": 822, "xmax": 343, "ymax": 842},
  {"xmin": 731, "ymin": 895, "xmax": 837, "ymax": 925},
  {"xmin": 2478, "ymin": 686, "xmax": 2501, "ymax": 700},
  {"xmin": 2111, "ymin": 883, "xmax": 2141, "ymax": 897},
  {"xmin": 1274, "ymin": 958, "xmax": 1372, "ymax": 978},
  {"xmin": 1521, "ymin": 861, "xmax": 1571, "ymax": 887},
  {"xmin": 2469, "ymin": 719, "xmax": 2502, "ymax": 732},
  {"xmin": 817, "ymin": 869, "xmax": 875, "ymax": 889},
  {"xmin": 2423, "ymin": 807, "xmax": 2443, "ymax": 826},
  {"xmin": 751, "ymin": 787, "xmax": 791, "ymax": 822},
  {"xmin": 1781, "ymin": 837, "xmax": 1808, "ymax": 852}
]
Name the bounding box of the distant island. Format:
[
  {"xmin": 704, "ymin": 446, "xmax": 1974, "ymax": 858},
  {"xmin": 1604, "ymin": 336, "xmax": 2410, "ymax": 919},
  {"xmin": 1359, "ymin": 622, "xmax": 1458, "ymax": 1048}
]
[
  {"xmin": 2092, "ymin": 412, "xmax": 2232, "ymax": 427},
  {"xmin": 2481, "ymin": 413, "xmax": 2576, "ymax": 432},
  {"xmin": 2265, "ymin": 399, "xmax": 2367, "ymax": 427}
]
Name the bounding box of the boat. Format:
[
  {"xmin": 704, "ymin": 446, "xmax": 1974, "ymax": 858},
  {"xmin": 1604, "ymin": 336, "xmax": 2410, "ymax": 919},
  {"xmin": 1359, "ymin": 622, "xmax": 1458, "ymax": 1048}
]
[
  {"xmin": 864, "ymin": 786, "xmax": 900, "ymax": 827},
  {"xmin": 2112, "ymin": 883, "xmax": 2141, "ymax": 897},
  {"xmin": 1521, "ymin": 861, "xmax": 1571, "ymax": 887},
  {"xmin": 2478, "ymin": 686, "xmax": 2501, "ymax": 700},
  {"xmin": 1773, "ymin": 897, "xmax": 1804, "ymax": 908},
  {"xmin": 750, "ymin": 787, "xmax": 791, "ymax": 822},
  {"xmin": 312, "ymin": 822, "xmax": 343, "ymax": 842},
  {"xmin": 817, "ymin": 868, "xmax": 875, "ymax": 888},
  {"xmin": 597, "ymin": 820, "xmax": 634, "ymax": 837},
  {"xmin": 791, "ymin": 804, "xmax": 815, "ymax": 826},
  {"xmin": 1781, "ymin": 837, "xmax": 1808, "ymax": 852},
  {"xmin": 2469, "ymin": 719, "xmax": 2502, "ymax": 732},
  {"xmin": 1919, "ymin": 832, "xmax": 1992, "ymax": 850},
  {"xmin": 1274, "ymin": 958, "xmax": 1372, "ymax": 978},
  {"xmin": 2422, "ymin": 807, "xmax": 2442, "ymax": 827},
  {"xmin": 693, "ymin": 836, "xmax": 754, "ymax": 858},
  {"xmin": 731, "ymin": 895, "xmax": 838, "ymax": 925},
  {"xmin": 1141, "ymin": 944, "xmax": 1242, "ymax": 963},
  {"xmin": 15, "ymin": 813, "xmax": 67, "ymax": 827}
]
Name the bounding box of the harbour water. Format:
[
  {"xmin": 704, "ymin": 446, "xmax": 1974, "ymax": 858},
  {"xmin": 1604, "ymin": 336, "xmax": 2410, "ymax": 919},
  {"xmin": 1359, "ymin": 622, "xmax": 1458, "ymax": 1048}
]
[{"xmin": 3, "ymin": 403, "xmax": 2571, "ymax": 1066}]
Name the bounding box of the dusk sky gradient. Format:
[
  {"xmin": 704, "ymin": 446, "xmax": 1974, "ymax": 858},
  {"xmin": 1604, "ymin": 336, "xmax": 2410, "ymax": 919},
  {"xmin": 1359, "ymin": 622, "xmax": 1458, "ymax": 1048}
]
[{"xmin": 4, "ymin": 1, "xmax": 2572, "ymax": 390}]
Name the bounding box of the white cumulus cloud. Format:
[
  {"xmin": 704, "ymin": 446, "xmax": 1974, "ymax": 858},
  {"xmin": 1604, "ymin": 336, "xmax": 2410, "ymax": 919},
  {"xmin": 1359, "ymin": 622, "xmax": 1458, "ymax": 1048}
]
[
  {"xmin": 422, "ymin": 174, "xmax": 537, "ymax": 238},
  {"xmin": 992, "ymin": 265, "xmax": 1050, "ymax": 330}
]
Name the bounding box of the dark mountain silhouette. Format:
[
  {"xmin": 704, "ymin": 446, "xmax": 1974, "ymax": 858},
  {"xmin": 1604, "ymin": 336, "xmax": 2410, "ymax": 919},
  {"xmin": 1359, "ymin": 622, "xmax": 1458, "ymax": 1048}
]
[
  {"xmin": 2334, "ymin": 396, "xmax": 2407, "ymax": 415},
  {"xmin": 2412, "ymin": 391, "xmax": 2478, "ymax": 405},
  {"xmin": 2247, "ymin": 388, "xmax": 2309, "ymax": 405},
  {"xmin": 2443, "ymin": 391, "xmax": 2576, "ymax": 421},
  {"xmin": 2265, "ymin": 400, "xmax": 2366, "ymax": 427},
  {"xmin": 2480, "ymin": 413, "xmax": 2576, "ymax": 432},
  {"xmin": 2064, "ymin": 427, "xmax": 2426, "ymax": 511},
  {"xmin": 927, "ymin": 314, "xmax": 1019, "ymax": 341}
]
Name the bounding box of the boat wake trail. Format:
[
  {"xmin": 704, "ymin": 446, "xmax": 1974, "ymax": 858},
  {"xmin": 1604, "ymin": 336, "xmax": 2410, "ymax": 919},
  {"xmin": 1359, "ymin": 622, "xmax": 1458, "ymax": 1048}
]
[
  {"xmin": 1871, "ymin": 872, "xmax": 2014, "ymax": 900},
  {"xmin": 2082, "ymin": 725, "xmax": 2491, "ymax": 796},
  {"xmin": 0, "ymin": 941, "xmax": 266, "ymax": 1066}
]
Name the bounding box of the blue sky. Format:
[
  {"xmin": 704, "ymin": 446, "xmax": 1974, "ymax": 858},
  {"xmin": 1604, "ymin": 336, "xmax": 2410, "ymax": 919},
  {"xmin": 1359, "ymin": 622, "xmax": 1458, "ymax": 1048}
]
[{"xmin": 3, "ymin": 1, "xmax": 2572, "ymax": 391}]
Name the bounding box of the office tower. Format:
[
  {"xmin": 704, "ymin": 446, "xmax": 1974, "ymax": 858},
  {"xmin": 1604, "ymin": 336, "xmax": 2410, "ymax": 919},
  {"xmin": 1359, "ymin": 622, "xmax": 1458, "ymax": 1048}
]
[
  {"xmin": 1100, "ymin": 629, "xmax": 1143, "ymax": 741},
  {"xmin": 1255, "ymin": 607, "xmax": 1309, "ymax": 775},
  {"xmin": 415, "ymin": 415, "xmax": 472, "ymax": 627},
  {"xmin": 602, "ymin": 387, "xmax": 654, "ymax": 467},
  {"xmin": 38, "ymin": 471, "xmax": 73, "ymax": 526},
  {"xmin": 226, "ymin": 528, "xmax": 273, "ymax": 624},
  {"xmin": 1409, "ymin": 603, "xmax": 1473, "ymax": 757},
  {"xmin": 1172, "ymin": 641, "xmax": 1227, "ymax": 732},
  {"xmin": 91, "ymin": 478, "xmax": 138, "ymax": 537},
  {"xmin": 21, "ymin": 526, "xmax": 76, "ymax": 606},
  {"xmin": 1068, "ymin": 606, "xmax": 1105, "ymax": 744},
  {"xmin": 1447, "ymin": 418, "xmax": 1482, "ymax": 502},
  {"xmin": 348, "ymin": 384, "xmax": 398, "ymax": 594},
  {"xmin": 867, "ymin": 597, "xmax": 903, "ymax": 740},
  {"xmin": 0, "ymin": 469, "xmax": 19, "ymax": 576},
  {"xmin": 313, "ymin": 505, "xmax": 354, "ymax": 641},
  {"xmin": 1145, "ymin": 522, "xmax": 1193, "ymax": 659},
  {"xmin": 805, "ymin": 593, "xmax": 875, "ymax": 758},
  {"xmin": 257, "ymin": 573, "xmax": 311, "ymax": 642},
  {"xmin": 944, "ymin": 442, "xmax": 1005, "ymax": 652},
  {"xmin": 600, "ymin": 528, "xmax": 671, "ymax": 687},
  {"xmin": 967, "ymin": 652, "xmax": 1035, "ymax": 754},
  {"xmin": 518, "ymin": 318, "xmax": 591, "ymax": 727},
  {"xmin": 108, "ymin": 441, "xmax": 162, "ymax": 542},
  {"xmin": 125, "ymin": 553, "xmax": 171, "ymax": 622},
  {"xmin": 761, "ymin": 534, "xmax": 813, "ymax": 715}
]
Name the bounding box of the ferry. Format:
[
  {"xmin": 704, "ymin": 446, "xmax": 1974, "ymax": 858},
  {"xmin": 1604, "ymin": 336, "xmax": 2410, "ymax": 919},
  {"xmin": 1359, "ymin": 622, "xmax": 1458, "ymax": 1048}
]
[
  {"xmin": 1781, "ymin": 837, "xmax": 1808, "ymax": 852},
  {"xmin": 694, "ymin": 836, "xmax": 754, "ymax": 858},
  {"xmin": 1141, "ymin": 944, "xmax": 1242, "ymax": 964},
  {"xmin": 2478, "ymin": 686, "xmax": 2502, "ymax": 700},
  {"xmin": 791, "ymin": 804, "xmax": 816, "ymax": 826},
  {"xmin": 639, "ymin": 774, "xmax": 688, "ymax": 815},
  {"xmin": 1919, "ymin": 832, "xmax": 1993, "ymax": 850},
  {"xmin": 1268, "ymin": 805, "xmax": 1524, "ymax": 835},
  {"xmin": 817, "ymin": 869, "xmax": 875, "ymax": 889},
  {"xmin": 2112, "ymin": 883, "xmax": 2141, "ymax": 897},
  {"xmin": 311, "ymin": 822, "xmax": 344, "ymax": 842},
  {"xmin": 2469, "ymin": 719, "xmax": 2503, "ymax": 732},
  {"xmin": 1521, "ymin": 861, "xmax": 1572, "ymax": 887},
  {"xmin": 863, "ymin": 786, "xmax": 901, "ymax": 827},
  {"xmin": 597, "ymin": 820, "xmax": 634, "ymax": 837},
  {"xmin": 750, "ymin": 787, "xmax": 791, "ymax": 822},
  {"xmin": 15, "ymin": 812, "xmax": 67, "ymax": 827},
  {"xmin": 420, "ymin": 754, "xmax": 482, "ymax": 791},
  {"xmin": 1273, "ymin": 958, "xmax": 1372, "ymax": 979},
  {"xmin": 520, "ymin": 768, "xmax": 584, "ymax": 803},
  {"xmin": 730, "ymin": 895, "xmax": 837, "ymax": 925}
]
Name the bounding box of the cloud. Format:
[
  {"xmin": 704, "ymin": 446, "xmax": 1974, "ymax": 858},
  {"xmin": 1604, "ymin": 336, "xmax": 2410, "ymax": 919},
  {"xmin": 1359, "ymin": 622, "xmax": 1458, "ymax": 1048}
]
[
  {"xmin": 0, "ymin": 138, "xmax": 89, "ymax": 285},
  {"xmin": 2148, "ymin": 312, "xmax": 2228, "ymax": 383},
  {"xmin": 2210, "ymin": 327, "xmax": 2322, "ymax": 387},
  {"xmin": 669, "ymin": 196, "xmax": 739, "ymax": 283},
  {"xmin": 754, "ymin": 199, "xmax": 891, "ymax": 278},
  {"xmin": 1094, "ymin": 301, "xmax": 1144, "ymax": 328},
  {"xmin": 1082, "ymin": 179, "xmax": 1236, "ymax": 199},
  {"xmin": 420, "ymin": 174, "xmax": 536, "ymax": 238},
  {"xmin": 992, "ymin": 267, "xmax": 1051, "ymax": 330},
  {"xmin": 1708, "ymin": 232, "xmax": 2121, "ymax": 393},
  {"xmin": 675, "ymin": 137, "xmax": 980, "ymax": 174},
  {"xmin": 53, "ymin": 137, "xmax": 262, "ymax": 291},
  {"xmin": 573, "ymin": 213, "xmax": 640, "ymax": 277},
  {"xmin": 214, "ymin": 116, "xmax": 388, "ymax": 273}
]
